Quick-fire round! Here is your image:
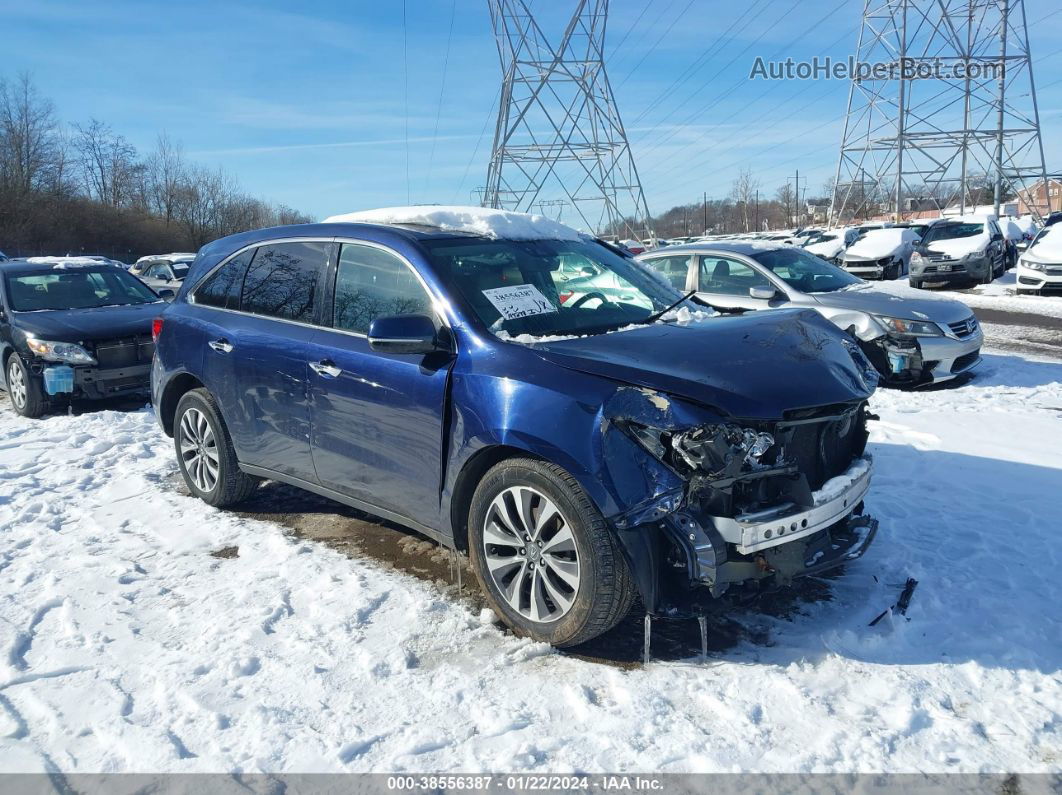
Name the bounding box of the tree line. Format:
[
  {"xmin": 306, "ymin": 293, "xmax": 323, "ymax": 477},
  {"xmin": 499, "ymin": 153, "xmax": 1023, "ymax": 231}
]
[{"xmin": 0, "ymin": 72, "xmax": 311, "ymax": 260}]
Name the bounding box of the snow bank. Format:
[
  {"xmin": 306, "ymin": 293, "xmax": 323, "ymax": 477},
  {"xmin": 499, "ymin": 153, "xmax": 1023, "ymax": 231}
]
[
  {"xmin": 323, "ymin": 206, "xmax": 585, "ymax": 242},
  {"xmin": 845, "ymin": 228, "xmax": 918, "ymax": 259},
  {"xmin": 1, "ymin": 350, "xmax": 1060, "ymax": 774}
]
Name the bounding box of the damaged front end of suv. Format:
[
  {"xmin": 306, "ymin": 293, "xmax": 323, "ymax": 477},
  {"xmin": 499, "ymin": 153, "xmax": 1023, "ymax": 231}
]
[{"xmin": 601, "ymin": 385, "xmax": 878, "ymax": 617}]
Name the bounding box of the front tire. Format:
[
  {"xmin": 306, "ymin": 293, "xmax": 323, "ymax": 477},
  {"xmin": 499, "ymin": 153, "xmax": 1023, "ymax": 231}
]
[
  {"xmin": 5, "ymin": 355, "xmax": 47, "ymax": 418},
  {"xmin": 174, "ymin": 388, "xmax": 258, "ymax": 507},
  {"xmin": 468, "ymin": 458, "xmax": 635, "ymax": 647},
  {"xmin": 909, "ymin": 278, "xmax": 922, "ymax": 290}
]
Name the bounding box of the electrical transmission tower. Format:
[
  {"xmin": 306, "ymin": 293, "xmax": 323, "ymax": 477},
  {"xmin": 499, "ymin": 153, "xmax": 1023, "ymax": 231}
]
[
  {"xmin": 483, "ymin": 0, "xmax": 652, "ymax": 239},
  {"xmin": 830, "ymin": 0, "xmax": 1050, "ymax": 225}
]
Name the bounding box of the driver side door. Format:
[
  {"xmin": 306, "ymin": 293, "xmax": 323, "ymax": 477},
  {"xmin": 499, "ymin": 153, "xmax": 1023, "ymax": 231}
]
[{"xmin": 694, "ymin": 255, "xmax": 781, "ymax": 311}]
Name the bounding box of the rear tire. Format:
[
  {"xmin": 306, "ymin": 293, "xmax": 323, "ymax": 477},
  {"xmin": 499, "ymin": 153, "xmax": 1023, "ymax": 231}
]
[
  {"xmin": 5, "ymin": 354, "xmax": 47, "ymax": 419},
  {"xmin": 468, "ymin": 458, "xmax": 635, "ymax": 647},
  {"xmin": 174, "ymin": 388, "xmax": 258, "ymax": 507}
]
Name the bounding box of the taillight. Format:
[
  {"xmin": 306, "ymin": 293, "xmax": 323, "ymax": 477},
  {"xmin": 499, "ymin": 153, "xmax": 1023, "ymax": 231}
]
[{"xmin": 152, "ymin": 317, "xmax": 164, "ymax": 342}]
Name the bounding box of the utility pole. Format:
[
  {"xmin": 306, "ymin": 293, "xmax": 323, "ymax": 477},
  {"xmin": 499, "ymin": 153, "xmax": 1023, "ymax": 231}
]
[
  {"xmin": 831, "ymin": 0, "xmax": 1049, "ymax": 224},
  {"xmin": 484, "ymin": 0, "xmax": 652, "ymax": 238},
  {"xmin": 702, "ymin": 191, "xmax": 707, "ymax": 235},
  {"xmin": 755, "ymin": 189, "xmax": 759, "ymax": 232}
]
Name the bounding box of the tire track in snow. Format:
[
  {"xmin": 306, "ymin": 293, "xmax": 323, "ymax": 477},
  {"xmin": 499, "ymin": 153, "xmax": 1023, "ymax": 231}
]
[{"xmin": 8, "ymin": 598, "xmax": 64, "ymax": 671}]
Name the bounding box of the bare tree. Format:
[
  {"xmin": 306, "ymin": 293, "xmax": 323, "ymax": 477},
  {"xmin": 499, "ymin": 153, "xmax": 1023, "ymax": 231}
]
[
  {"xmin": 73, "ymin": 119, "xmax": 140, "ymax": 207},
  {"xmin": 0, "ymin": 72, "xmax": 61, "ymax": 195},
  {"xmin": 730, "ymin": 168, "xmax": 759, "ymax": 233},
  {"xmin": 145, "ymin": 133, "xmax": 186, "ymax": 222}
]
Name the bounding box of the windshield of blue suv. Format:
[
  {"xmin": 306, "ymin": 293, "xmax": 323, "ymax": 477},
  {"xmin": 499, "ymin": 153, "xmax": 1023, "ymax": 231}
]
[
  {"xmin": 751, "ymin": 247, "xmax": 862, "ymax": 293},
  {"xmin": 423, "ymin": 238, "xmax": 696, "ymax": 337},
  {"xmin": 5, "ymin": 269, "xmax": 160, "ymax": 311}
]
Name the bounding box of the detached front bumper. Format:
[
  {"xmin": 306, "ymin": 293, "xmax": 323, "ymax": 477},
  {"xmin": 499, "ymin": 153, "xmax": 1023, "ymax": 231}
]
[{"xmin": 709, "ymin": 456, "xmax": 872, "ymax": 555}]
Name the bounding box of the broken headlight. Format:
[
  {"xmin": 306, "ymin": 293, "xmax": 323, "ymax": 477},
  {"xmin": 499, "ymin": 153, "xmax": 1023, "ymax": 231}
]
[
  {"xmin": 872, "ymin": 315, "xmax": 943, "ymax": 337},
  {"xmin": 626, "ymin": 421, "xmax": 775, "ymax": 478}
]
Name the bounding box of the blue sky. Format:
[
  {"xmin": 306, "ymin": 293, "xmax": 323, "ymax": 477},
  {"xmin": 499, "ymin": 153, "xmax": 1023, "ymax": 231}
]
[{"xmin": 4, "ymin": 0, "xmax": 1061, "ymax": 222}]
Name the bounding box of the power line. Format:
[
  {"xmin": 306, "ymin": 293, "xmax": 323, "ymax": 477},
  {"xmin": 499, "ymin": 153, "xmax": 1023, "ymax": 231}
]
[
  {"xmin": 402, "ymin": 0, "xmax": 410, "ymax": 204},
  {"xmin": 426, "ymin": 0, "xmax": 458, "ymax": 196},
  {"xmin": 625, "ymin": 0, "xmax": 770, "ymax": 129},
  {"xmin": 614, "ymin": 0, "xmax": 698, "ymax": 89},
  {"xmin": 609, "ymin": 0, "xmax": 653, "ymax": 57},
  {"xmin": 453, "ymin": 88, "xmax": 500, "ymax": 206}
]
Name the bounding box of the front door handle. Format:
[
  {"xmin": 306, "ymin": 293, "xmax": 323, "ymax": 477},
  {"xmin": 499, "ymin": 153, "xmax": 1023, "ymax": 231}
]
[
  {"xmin": 309, "ymin": 360, "xmax": 342, "ymax": 378},
  {"xmin": 208, "ymin": 338, "xmax": 233, "ymax": 353}
]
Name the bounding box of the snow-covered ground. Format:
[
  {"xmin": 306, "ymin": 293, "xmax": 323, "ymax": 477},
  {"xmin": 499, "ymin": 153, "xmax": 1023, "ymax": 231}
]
[
  {"xmin": 873, "ymin": 271, "xmax": 1062, "ymax": 319},
  {"xmin": 1, "ymin": 353, "xmax": 1060, "ymax": 774}
]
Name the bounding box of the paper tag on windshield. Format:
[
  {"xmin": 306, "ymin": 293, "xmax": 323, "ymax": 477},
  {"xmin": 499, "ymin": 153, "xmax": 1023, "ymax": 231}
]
[{"xmin": 482, "ymin": 284, "xmax": 558, "ymax": 320}]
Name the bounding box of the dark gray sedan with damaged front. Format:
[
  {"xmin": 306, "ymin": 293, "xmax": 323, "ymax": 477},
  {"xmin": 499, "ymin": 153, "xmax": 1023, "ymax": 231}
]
[{"xmin": 638, "ymin": 242, "xmax": 983, "ymax": 386}]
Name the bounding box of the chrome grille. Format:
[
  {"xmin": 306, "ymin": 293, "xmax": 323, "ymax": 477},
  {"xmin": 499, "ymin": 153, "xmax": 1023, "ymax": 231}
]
[{"xmin": 947, "ymin": 317, "xmax": 979, "ymax": 339}]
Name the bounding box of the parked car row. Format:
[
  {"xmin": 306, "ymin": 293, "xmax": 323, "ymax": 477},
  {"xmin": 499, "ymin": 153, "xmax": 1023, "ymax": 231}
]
[{"xmin": 0, "ymin": 207, "xmax": 988, "ymax": 650}]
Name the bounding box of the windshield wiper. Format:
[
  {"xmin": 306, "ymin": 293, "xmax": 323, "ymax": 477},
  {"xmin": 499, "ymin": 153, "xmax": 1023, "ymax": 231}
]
[{"xmin": 640, "ymin": 290, "xmax": 697, "ymax": 325}]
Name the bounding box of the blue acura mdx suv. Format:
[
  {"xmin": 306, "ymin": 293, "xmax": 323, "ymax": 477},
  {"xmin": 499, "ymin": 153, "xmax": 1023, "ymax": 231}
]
[{"xmin": 152, "ymin": 208, "xmax": 880, "ymax": 647}]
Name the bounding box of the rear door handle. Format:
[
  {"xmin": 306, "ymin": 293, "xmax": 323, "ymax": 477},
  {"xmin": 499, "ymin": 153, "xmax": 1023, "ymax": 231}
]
[
  {"xmin": 208, "ymin": 338, "xmax": 233, "ymax": 353},
  {"xmin": 309, "ymin": 360, "xmax": 342, "ymax": 378}
]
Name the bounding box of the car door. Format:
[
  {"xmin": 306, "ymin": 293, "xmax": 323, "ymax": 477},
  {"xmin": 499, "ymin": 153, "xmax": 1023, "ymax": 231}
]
[
  {"xmin": 306, "ymin": 241, "xmax": 454, "ymax": 529},
  {"xmin": 196, "ymin": 240, "xmax": 331, "ymax": 482},
  {"xmin": 694, "ymin": 254, "xmax": 780, "ymax": 310}
]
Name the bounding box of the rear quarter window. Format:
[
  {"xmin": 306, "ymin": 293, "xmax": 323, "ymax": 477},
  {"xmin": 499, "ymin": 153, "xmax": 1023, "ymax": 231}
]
[
  {"xmin": 194, "ymin": 249, "xmax": 254, "ymax": 311},
  {"xmin": 240, "ymin": 241, "xmax": 330, "ymax": 323}
]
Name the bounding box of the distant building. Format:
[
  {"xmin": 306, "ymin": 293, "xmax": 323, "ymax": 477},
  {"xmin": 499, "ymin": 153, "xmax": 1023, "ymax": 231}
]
[{"xmin": 1016, "ymin": 178, "xmax": 1062, "ymax": 216}]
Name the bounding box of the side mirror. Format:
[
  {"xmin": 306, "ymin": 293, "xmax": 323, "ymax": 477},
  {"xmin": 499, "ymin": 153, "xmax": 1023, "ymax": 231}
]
[
  {"xmin": 749, "ymin": 286, "xmax": 778, "ymax": 301},
  {"xmin": 367, "ymin": 314, "xmax": 442, "ymax": 355},
  {"xmin": 157, "ymin": 289, "xmax": 176, "ymax": 301}
]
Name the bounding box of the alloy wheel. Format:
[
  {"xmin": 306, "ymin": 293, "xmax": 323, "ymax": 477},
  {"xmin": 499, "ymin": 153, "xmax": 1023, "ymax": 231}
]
[
  {"xmin": 482, "ymin": 485, "xmax": 581, "ymax": 623},
  {"xmin": 7, "ymin": 360, "xmax": 27, "ymax": 410},
  {"xmin": 179, "ymin": 407, "xmax": 220, "ymax": 493}
]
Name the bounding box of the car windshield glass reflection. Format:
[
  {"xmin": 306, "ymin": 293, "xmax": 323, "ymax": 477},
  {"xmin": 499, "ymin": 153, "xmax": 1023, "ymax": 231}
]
[
  {"xmin": 425, "ymin": 238, "xmax": 694, "ymax": 338},
  {"xmin": 752, "ymin": 248, "xmax": 863, "ymax": 294},
  {"xmin": 922, "ymin": 223, "xmax": 984, "ymax": 243},
  {"xmin": 5, "ymin": 270, "xmax": 160, "ymax": 311}
]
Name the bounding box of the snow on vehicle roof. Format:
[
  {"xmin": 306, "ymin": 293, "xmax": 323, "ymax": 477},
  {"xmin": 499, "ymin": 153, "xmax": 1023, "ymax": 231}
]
[
  {"xmin": 322, "ymin": 205, "xmax": 586, "ymax": 242},
  {"xmin": 25, "ymin": 256, "xmax": 117, "ymax": 269},
  {"xmin": 846, "ymin": 227, "xmax": 919, "ymax": 258}
]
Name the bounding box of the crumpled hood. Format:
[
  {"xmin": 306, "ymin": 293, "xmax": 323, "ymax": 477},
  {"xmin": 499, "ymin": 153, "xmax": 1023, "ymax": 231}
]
[
  {"xmin": 528, "ymin": 309, "xmax": 874, "ymax": 421},
  {"xmin": 11, "ymin": 303, "xmax": 163, "ymax": 343},
  {"xmin": 921, "ymin": 234, "xmax": 989, "ymax": 258},
  {"xmin": 811, "ymin": 286, "xmax": 974, "ymax": 324}
]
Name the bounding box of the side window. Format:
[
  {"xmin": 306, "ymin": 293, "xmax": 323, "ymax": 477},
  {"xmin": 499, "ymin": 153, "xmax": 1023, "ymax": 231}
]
[
  {"xmin": 645, "ymin": 255, "xmax": 692, "ymax": 290},
  {"xmin": 698, "ymin": 256, "xmax": 770, "ymax": 296},
  {"xmin": 241, "ymin": 241, "xmax": 329, "ymax": 323},
  {"xmin": 195, "ymin": 249, "xmax": 254, "ymax": 310},
  {"xmin": 333, "ymin": 244, "xmax": 433, "ymax": 334}
]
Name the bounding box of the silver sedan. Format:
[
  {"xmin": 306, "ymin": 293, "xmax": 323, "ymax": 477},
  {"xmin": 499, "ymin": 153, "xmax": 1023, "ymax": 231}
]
[{"xmin": 637, "ymin": 242, "xmax": 983, "ymax": 387}]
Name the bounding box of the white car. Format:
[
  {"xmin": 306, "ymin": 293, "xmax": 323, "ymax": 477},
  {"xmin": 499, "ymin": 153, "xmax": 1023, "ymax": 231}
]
[
  {"xmin": 1016, "ymin": 225, "xmax": 1062, "ymax": 295},
  {"xmin": 841, "ymin": 227, "xmax": 920, "ymax": 280},
  {"xmin": 804, "ymin": 227, "xmax": 861, "ymax": 262},
  {"xmin": 637, "ymin": 242, "xmax": 983, "ymax": 386}
]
